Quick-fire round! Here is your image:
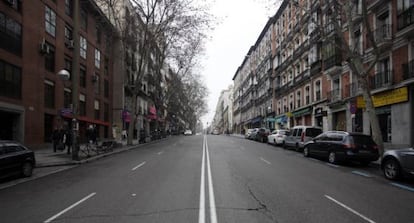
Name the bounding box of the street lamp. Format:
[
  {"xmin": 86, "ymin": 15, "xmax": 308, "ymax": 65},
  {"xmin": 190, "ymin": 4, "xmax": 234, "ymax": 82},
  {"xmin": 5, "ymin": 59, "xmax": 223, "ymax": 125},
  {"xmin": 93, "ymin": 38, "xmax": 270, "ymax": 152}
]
[{"xmin": 58, "ymin": 69, "xmax": 79, "ymax": 160}]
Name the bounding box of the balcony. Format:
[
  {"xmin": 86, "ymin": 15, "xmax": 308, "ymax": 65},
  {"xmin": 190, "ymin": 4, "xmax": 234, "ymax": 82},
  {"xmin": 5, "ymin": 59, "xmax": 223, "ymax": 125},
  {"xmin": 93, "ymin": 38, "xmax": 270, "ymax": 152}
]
[
  {"xmin": 323, "ymin": 54, "xmax": 342, "ymax": 75},
  {"xmin": 402, "ymin": 60, "xmax": 414, "ymax": 81},
  {"xmin": 345, "ymin": 82, "xmax": 361, "ymax": 98},
  {"xmin": 369, "ymin": 70, "xmax": 393, "ymax": 89},
  {"xmin": 327, "ymin": 89, "xmax": 341, "ymax": 103},
  {"xmin": 397, "ymin": 6, "xmax": 414, "ymax": 37},
  {"xmin": 375, "ymin": 24, "xmax": 392, "ymax": 51},
  {"xmin": 367, "ymin": 0, "xmax": 390, "ymax": 11},
  {"xmin": 310, "ymin": 60, "xmax": 322, "ymax": 76}
]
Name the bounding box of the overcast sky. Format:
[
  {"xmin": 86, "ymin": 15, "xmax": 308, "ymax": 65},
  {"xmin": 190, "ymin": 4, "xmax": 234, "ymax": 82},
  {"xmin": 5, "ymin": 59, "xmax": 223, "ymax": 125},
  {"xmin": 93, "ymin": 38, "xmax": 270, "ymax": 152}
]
[{"xmin": 200, "ymin": 0, "xmax": 277, "ymax": 126}]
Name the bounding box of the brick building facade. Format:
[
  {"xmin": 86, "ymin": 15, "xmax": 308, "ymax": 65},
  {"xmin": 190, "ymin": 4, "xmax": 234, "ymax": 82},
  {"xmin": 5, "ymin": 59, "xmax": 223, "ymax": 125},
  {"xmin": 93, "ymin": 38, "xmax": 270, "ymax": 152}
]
[{"xmin": 0, "ymin": 0, "xmax": 115, "ymax": 147}]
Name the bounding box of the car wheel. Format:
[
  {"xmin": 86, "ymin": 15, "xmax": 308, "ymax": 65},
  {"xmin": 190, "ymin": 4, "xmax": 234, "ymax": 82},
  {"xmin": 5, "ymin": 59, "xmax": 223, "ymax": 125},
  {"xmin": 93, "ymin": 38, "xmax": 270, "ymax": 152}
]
[
  {"xmin": 22, "ymin": 162, "xmax": 33, "ymax": 177},
  {"xmin": 328, "ymin": 152, "xmax": 337, "ymax": 164},
  {"xmin": 383, "ymin": 158, "xmax": 401, "ymax": 180},
  {"xmin": 303, "ymin": 147, "xmax": 310, "ymax": 157},
  {"xmin": 295, "ymin": 144, "xmax": 300, "ymax": 152}
]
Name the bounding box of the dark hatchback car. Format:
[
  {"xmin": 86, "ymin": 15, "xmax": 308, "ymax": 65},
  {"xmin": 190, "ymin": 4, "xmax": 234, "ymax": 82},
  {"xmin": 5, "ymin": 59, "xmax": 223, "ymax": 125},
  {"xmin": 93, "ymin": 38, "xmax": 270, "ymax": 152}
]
[
  {"xmin": 303, "ymin": 131, "xmax": 379, "ymax": 165},
  {"xmin": 254, "ymin": 128, "xmax": 271, "ymax": 143},
  {"xmin": 381, "ymin": 148, "xmax": 414, "ymax": 180},
  {"xmin": 0, "ymin": 141, "xmax": 35, "ymax": 179}
]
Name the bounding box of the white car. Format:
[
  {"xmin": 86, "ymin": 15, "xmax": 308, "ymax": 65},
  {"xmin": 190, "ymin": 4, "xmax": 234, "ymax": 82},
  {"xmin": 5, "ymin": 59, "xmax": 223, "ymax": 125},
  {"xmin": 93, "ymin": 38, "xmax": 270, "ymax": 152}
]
[
  {"xmin": 267, "ymin": 129, "xmax": 290, "ymax": 145},
  {"xmin": 184, "ymin": 130, "xmax": 192, "ymax": 135}
]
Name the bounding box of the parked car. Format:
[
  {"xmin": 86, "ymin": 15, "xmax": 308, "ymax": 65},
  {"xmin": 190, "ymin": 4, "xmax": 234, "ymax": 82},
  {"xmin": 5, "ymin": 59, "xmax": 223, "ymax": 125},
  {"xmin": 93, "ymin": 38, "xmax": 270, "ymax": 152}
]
[
  {"xmin": 381, "ymin": 148, "xmax": 414, "ymax": 180},
  {"xmin": 244, "ymin": 129, "xmax": 254, "ymax": 138},
  {"xmin": 254, "ymin": 128, "xmax": 271, "ymax": 143},
  {"xmin": 212, "ymin": 129, "xmax": 220, "ymax": 135},
  {"xmin": 0, "ymin": 141, "xmax": 36, "ymax": 179},
  {"xmin": 267, "ymin": 129, "xmax": 290, "ymax": 146},
  {"xmin": 248, "ymin": 128, "xmax": 259, "ymax": 140},
  {"xmin": 184, "ymin": 129, "xmax": 193, "ymax": 135},
  {"xmin": 284, "ymin": 126, "xmax": 323, "ymax": 151},
  {"xmin": 303, "ymin": 131, "xmax": 380, "ymax": 165}
]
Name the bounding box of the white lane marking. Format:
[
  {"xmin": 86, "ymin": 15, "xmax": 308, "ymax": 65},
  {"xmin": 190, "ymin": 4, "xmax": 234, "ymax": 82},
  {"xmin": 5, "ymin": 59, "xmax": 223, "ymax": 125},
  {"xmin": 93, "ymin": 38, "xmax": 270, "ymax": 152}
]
[
  {"xmin": 260, "ymin": 157, "xmax": 271, "ymax": 165},
  {"xmin": 198, "ymin": 137, "xmax": 206, "ymax": 223},
  {"xmin": 131, "ymin": 161, "xmax": 146, "ymax": 171},
  {"xmin": 157, "ymin": 151, "xmax": 164, "ymax": 155},
  {"xmin": 326, "ymin": 163, "xmax": 340, "ymax": 168},
  {"xmin": 205, "ymin": 138, "xmax": 218, "ymax": 223},
  {"xmin": 132, "ymin": 194, "xmax": 137, "ymax": 197},
  {"xmin": 325, "ymin": 195, "xmax": 376, "ymax": 223},
  {"xmin": 390, "ymin": 183, "xmax": 414, "ymax": 192},
  {"xmin": 44, "ymin": 192, "xmax": 96, "ymax": 223},
  {"xmin": 351, "ymin": 171, "xmax": 372, "ymax": 178}
]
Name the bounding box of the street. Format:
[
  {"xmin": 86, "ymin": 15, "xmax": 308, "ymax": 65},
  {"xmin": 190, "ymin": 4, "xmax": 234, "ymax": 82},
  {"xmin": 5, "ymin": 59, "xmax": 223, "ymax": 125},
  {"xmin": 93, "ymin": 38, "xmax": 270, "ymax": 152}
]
[{"xmin": 0, "ymin": 135, "xmax": 413, "ymax": 223}]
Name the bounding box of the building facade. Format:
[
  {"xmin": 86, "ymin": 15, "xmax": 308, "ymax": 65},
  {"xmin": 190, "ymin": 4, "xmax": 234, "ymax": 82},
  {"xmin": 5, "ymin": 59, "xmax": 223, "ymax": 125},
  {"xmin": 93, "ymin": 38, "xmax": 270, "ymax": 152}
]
[
  {"xmin": 0, "ymin": 0, "xmax": 115, "ymax": 147},
  {"xmin": 232, "ymin": 0, "xmax": 414, "ymax": 147}
]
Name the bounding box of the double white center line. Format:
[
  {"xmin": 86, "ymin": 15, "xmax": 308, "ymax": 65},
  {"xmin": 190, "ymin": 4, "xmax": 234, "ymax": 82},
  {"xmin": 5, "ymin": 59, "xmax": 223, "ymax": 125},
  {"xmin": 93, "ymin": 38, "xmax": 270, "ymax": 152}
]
[{"xmin": 199, "ymin": 135, "xmax": 218, "ymax": 223}]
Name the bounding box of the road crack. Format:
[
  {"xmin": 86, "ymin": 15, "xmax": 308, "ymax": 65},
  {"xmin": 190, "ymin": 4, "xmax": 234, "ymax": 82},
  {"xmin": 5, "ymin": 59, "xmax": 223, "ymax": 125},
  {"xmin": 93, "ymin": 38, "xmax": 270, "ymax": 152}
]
[{"xmin": 246, "ymin": 185, "xmax": 279, "ymax": 223}]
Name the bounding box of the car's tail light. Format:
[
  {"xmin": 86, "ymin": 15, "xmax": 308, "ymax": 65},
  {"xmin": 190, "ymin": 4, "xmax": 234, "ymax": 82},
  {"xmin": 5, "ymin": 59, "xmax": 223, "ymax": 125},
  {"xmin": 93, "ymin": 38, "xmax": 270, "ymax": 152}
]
[
  {"xmin": 372, "ymin": 145, "xmax": 379, "ymax": 150},
  {"xmin": 343, "ymin": 143, "xmax": 355, "ymax": 149}
]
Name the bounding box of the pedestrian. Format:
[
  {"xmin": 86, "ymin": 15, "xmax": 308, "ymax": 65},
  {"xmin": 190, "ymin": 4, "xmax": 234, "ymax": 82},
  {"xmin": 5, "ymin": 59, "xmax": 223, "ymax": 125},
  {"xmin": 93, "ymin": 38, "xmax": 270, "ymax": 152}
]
[
  {"xmin": 64, "ymin": 128, "xmax": 72, "ymax": 154},
  {"xmin": 52, "ymin": 127, "xmax": 62, "ymax": 152}
]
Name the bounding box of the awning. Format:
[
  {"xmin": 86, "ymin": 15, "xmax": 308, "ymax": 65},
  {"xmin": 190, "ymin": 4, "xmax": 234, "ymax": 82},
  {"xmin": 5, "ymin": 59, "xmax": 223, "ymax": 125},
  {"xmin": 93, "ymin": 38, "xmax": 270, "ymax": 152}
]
[
  {"xmin": 251, "ymin": 116, "xmax": 262, "ymax": 124},
  {"xmin": 275, "ymin": 115, "xmax": 288, "ymax": 123}
]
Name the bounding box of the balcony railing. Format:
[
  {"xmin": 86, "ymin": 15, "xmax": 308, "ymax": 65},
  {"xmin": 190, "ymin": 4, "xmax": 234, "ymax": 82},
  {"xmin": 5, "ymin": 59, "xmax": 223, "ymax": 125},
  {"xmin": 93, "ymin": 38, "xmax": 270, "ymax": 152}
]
[
  {"xmin": 402, "ymin": 60, "xmax": 414, "ymax": 81},
  {"xmin": 369, "ymin": 70, "xmax": 393, "ymax": 89},
  {"xmin": 397, "ymin": 6, "xmax": 414, "ymax": 31},
  {"xmin": 310, "ymin": 60, "xmax": 322, "ymax": 76},
  {"xmin": 375, "ymin": 24, "xmax": 392, "ymax": 46},
  {"xmin": 345, "ymin": 82, "xmax": 361, "ymax": 98},
  {"xmin": 323, "ymin": 54, "xmax": 342, "ymax": 71},
  {"xmin": 327, "ymin": 89, "xmax": 341, "ymax": 103}
]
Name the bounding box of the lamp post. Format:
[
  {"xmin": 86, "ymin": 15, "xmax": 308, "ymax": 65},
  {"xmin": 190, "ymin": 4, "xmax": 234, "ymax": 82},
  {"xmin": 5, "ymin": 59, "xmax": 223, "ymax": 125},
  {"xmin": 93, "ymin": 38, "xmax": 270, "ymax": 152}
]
[{"xmin": 57, "ymin": 0, "xmax": 80, "ymax": 160}]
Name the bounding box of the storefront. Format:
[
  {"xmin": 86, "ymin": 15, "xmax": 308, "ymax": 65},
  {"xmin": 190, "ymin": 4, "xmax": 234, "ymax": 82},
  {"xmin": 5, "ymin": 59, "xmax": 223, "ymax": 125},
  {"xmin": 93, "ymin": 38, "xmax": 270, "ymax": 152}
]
[
  {"xmin": 291, "ymin": 107, "xmax": 313, "ymax": 126},
  {"xmin": 314, "ymin": 107, "xmax": 327, "ymax": 129},
  {"xmin": 357, "ymin": 86, "xmax": 410, "ymax": 145}
]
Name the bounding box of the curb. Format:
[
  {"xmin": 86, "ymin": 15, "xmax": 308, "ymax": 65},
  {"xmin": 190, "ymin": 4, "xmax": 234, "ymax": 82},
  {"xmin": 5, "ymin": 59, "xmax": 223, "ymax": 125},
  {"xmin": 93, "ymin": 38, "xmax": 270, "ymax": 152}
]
[{"xmin": 35, "ymin": 138, "xmax": 168, "ymax": 168}]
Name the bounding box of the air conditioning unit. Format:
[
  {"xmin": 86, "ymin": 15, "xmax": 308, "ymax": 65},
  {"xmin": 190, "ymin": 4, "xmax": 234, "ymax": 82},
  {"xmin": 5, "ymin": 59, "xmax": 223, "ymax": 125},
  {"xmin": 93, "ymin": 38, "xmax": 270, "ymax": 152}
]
[
  {"xmin": 65, "ymin": 39, "xmax": 74, "ymax": 49},
  {"xmin": 39, "ymin": 40, "xmax": 50, "ymax": 54},
  {"xmin": 4, "ymin": 0, "xmax": 16, "ymax": 6},
  {"xmin": 92, "ymin": 75, "xmax": 99, "ymax": 82}
]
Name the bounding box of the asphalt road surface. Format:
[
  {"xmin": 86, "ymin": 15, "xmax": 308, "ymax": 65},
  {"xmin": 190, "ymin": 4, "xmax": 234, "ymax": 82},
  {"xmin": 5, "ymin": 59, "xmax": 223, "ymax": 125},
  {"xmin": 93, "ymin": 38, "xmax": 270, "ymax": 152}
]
[{"xmin": 0, "ymin": 135, "xmax": 413, "ymax": 223}]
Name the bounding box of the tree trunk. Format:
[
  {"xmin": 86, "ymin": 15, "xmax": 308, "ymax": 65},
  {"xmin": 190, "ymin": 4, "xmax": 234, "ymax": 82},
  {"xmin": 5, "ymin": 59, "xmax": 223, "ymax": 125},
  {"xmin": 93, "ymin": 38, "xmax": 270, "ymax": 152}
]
[{"xmin": 127, "ymin": 95, "xmax": 137, "ymax": 145}]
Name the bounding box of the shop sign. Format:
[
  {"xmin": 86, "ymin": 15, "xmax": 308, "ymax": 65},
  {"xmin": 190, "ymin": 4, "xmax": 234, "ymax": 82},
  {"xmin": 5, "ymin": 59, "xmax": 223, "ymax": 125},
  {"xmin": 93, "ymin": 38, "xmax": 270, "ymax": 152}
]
[
  {"xmin": 291, "ymin": 107, "xmax": 312, "ymax": 117},
  {"xmin": 357, "ymin": 87, "xmax": 408, "ymax": 108}
]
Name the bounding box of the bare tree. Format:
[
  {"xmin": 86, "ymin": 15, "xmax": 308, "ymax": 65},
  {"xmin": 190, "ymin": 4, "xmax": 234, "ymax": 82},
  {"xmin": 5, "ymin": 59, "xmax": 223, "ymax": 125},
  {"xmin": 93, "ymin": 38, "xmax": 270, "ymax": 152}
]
[{"xmin": 98, "ymin": 0, "xmax": 213, "ymax": 144}]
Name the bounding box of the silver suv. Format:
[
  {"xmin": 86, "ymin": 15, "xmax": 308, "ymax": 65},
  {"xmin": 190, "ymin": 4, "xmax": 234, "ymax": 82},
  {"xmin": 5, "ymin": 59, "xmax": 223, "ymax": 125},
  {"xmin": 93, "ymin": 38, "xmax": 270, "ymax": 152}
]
[{"xmin": 284, "ymin": 126, "xmax": 322, "ymax": 151}]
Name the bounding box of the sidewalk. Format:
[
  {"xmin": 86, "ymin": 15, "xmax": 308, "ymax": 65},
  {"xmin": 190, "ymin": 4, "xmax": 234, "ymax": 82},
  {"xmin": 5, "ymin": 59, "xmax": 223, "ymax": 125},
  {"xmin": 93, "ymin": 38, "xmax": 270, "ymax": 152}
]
[{"xmin": 34, "ymin": 139, "xmax": 155, "ymax": 168}]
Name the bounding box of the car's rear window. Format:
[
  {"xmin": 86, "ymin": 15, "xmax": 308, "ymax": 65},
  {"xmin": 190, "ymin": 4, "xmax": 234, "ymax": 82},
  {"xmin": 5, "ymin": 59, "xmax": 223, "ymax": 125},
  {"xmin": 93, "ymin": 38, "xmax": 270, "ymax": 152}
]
[
  {"xmin": 305, "ymin": 128, "xmax": 322, "ymax": 137},
  {"xmin": 351, "ymin": 135, "xmax": 376, "ymax": 145}
]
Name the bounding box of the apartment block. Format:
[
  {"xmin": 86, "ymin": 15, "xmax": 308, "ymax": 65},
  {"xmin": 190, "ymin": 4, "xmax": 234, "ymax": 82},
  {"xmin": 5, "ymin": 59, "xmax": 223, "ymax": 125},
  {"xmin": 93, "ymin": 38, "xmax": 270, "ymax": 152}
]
[{"xmin": 0, "ymin": 0, "xmax": 115, "ymax": 147}]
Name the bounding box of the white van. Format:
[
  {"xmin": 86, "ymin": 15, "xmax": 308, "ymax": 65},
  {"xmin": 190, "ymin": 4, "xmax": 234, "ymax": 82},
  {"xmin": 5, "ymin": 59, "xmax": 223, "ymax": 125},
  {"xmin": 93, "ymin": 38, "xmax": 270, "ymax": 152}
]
[{"xmin": 284, "ymin": 126, "xmax": 323, "ymax": 151}]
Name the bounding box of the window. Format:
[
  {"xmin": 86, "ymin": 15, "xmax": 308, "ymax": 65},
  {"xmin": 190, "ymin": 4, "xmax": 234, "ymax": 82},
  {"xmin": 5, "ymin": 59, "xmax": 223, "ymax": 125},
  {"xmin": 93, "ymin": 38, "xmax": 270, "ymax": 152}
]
[
  {"xmin": 79, "ymin": 94, "xmax": 86, "ymax": 116},
  {"xmin": 80, "ymin": 65, "xmax": 86, "ymax": 87},
  {"xmin": 296, "ymin": 91, "xmax": 301, "ymax": 108},
  {"xmin": 104, "ymin": 103, "xmax": 109, "ymax": 121},
  {"xmin": 45, "ymin": 6, "xmax": 56, "ymax": 37},
  {"xmin": 64, "ymin": 57, "xmax": 72, "ymax": 79},
  {"xmin": 44, "ymin": 43, "xmax": 55, "ymax": 72},
  {"xmin": 104, "ymin": 57, "xmax": 109, "ymax": 76},
  {"xmin": 95, "ymin": 49, "xmax": 101, "ymax": 68},
  {"xmin": 0, "ymin": 12, "xmax": 22, "ymax": 55},
  {"xmin": 104, "ymin": 79, "xmax": 109, "ymax": 98},
  {"xmin": 0, "ymin": 60, "xmax": 21, "ymax": 99},
  {"xmin": 94, "ymin": 73, "xmax": 100, "ymax": 94},
  {"xmin": 95, "ymin": 26, "xmax": 101, "ymax": 44},
  {"xmin": 80, "ymin": 9, "xmax": 87, "ymax": 30},
  {"xmin": 63, "ymin": 88, "xmax": 72, "ymax": 109},
  {"xmin": 315, "ymin": 80, "xmax": 321, "ymax": 101},
  {"xmin": 305, "ymin": 86, "xmax": 310, "ymax": 105},
  {"xmin": 80, "ymin": 36, "xmax": 87, "ymax": 59},
  {"xmin": 64, "ymin": 24, "xmax": 73, "ymax": 42},
  {"xmin": 94, "ymin": 100, "xmax": 100, "ymax": 120},
  {"xmin": 65, "ymin": 0, "xmax": 73, "ymax": 17},
  {"xmin": 44, "ymin": 80, "xmax": 55, "ymax": 108},
  {"xmin": 397, "ymin": 0, "xmax": 414, "ymax": 14}
]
